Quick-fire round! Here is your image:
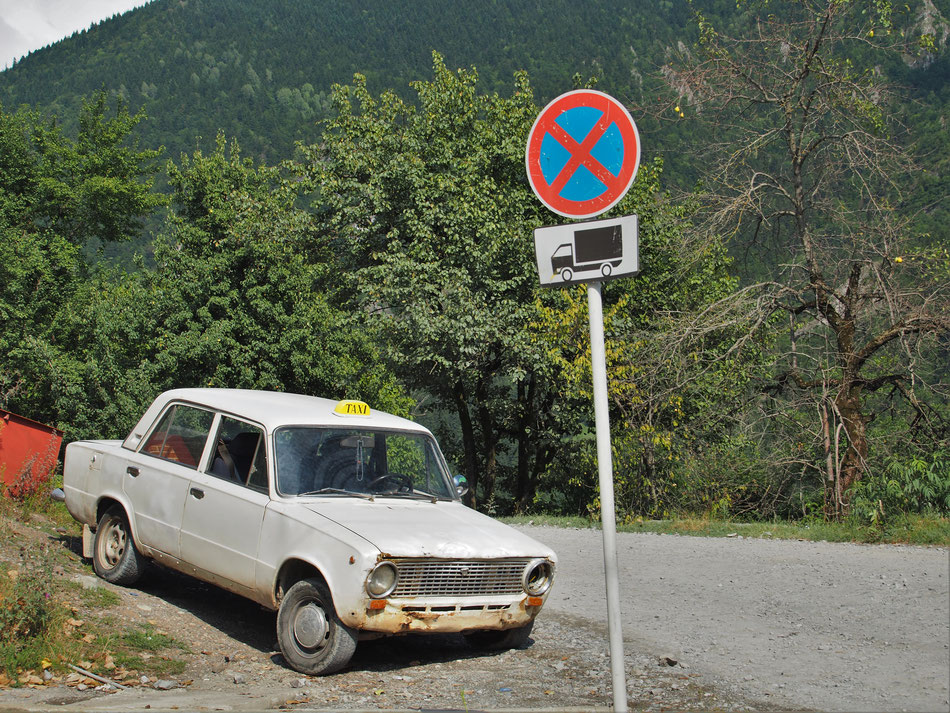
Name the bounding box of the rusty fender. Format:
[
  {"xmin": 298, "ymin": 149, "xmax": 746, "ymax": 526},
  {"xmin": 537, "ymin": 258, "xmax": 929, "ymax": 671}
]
[{"xmin": 353, "ymin": 597, "xmax": 541, "ymax": 635}]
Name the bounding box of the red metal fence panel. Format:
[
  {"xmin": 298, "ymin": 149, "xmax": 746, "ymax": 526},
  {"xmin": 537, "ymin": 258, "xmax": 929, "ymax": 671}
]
[{"xmin": 0, "ymin": 410, "xmax": 63, "ymax": 498}]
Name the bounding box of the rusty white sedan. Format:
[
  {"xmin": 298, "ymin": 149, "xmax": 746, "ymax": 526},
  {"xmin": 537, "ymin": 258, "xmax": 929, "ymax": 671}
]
[{"xmin": 59, "ymin": 388, "xmax": 556, "ymax": 675}]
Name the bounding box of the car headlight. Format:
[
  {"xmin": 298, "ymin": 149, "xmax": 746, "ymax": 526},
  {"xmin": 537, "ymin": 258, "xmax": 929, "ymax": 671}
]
[
  {"xmin": 366, "ymin": 561, "xmax": 398, "ymax": 598},
  {"xmin": 523, "ymin": 559, "xmax": 554, "ymax": 596}
]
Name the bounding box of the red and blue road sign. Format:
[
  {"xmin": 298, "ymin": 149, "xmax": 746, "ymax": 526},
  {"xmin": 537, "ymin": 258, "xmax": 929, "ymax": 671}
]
[{"xmin": 526, "ymin": 90, "xmax": 641, "ymax": 220}]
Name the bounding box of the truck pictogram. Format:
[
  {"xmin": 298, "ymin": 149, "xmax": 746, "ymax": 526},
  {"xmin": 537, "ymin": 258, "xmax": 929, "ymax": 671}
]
[{"xmin": 550, "ymin": 224, "xmax": 623, "ymax": 282}]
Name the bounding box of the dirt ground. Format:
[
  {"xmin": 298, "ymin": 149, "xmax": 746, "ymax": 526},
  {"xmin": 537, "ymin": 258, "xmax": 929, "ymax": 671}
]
[{"xmin": 0, "ymin": 515, "xmax": 947, "ymax": 712}]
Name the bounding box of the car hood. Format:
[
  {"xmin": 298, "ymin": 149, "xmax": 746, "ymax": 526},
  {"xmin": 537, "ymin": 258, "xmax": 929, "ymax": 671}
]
[{"xmin": 300, "ymin": 498, "xmax": 555, "ymax": 561}]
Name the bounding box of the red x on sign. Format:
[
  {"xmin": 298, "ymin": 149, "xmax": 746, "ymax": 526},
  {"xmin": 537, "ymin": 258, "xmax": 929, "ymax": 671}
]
[{"xmin": 525, "ymin": 90, "xmax": 640, "ymax": 219}]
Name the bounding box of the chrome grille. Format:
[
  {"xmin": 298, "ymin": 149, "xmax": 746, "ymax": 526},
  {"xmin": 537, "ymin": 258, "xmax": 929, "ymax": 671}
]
[{"xmin": 389, "ymin": 558, "xmax": 530, "ymax": 598}]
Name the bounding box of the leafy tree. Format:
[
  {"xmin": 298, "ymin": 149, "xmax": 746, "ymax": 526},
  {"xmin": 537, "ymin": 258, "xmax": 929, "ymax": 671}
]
[
  {"xmin": 306, "ymin": 55, "xmax": 553, "ymax": 507},
  {"xmin": 132, "ymin": 135, "xmax": 410, "ymax": 419},
  {"xmin": 0, "ymin": 93, "xmax": 162, "ymax": 247},
  {"xmin": 0, "ymin": 94, "xmax": 163, "ymax": 428},
  {"xmin": 665, "ymin": 0, "xmax": 950, "ymax": 517},
  {"xmin": 532, "ymin": 160, "xmax": 766, "ymax": 518}
]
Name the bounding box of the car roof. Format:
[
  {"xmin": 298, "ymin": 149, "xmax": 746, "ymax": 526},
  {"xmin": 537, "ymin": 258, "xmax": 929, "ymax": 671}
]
[{"xmin": 123, "ymin": 388, "xmax": 428, "ymax": 450}]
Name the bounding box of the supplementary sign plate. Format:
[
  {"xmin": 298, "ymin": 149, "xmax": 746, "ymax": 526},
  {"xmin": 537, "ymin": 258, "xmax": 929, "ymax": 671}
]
[{"xmin": 534, "ymin": 214, "xmax": 638, "ymax": 287}]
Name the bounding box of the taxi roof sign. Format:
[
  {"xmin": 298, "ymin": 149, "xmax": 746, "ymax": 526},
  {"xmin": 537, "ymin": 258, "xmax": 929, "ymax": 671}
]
[{"xmin": 334, "ymin": 400, "xmax": 371, "ymax": 417}]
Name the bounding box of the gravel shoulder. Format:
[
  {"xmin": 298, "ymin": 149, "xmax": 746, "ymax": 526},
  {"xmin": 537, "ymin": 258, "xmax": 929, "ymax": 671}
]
[
  {"xmin": 533, "ymin": 525, "xmax": 950, "ymax": 712},
  {"xmin": 0, "ymin": 516, "xmax": 947, "ymax": 712}
]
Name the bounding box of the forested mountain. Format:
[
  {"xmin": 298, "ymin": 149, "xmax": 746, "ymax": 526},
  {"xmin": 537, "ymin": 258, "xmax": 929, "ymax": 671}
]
[{"xmin": 0, "ymin": 0, "xmax": 698, "ymax": 164}]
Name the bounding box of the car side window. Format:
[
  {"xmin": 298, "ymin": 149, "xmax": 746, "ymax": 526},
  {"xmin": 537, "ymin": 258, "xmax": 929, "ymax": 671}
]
[
  {"xmin": 208, "ymin": 416, "xmax": 267, "ymax": 492},
  {"xmin": 141, "ymin": 404, "xmax": 214, "ymax": 469}
]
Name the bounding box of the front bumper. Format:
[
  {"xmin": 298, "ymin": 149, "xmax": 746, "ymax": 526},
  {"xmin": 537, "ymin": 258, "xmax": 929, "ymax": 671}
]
[{"xmin": 354, "ymin": 594, "xmax": 544, "ymax": 634}]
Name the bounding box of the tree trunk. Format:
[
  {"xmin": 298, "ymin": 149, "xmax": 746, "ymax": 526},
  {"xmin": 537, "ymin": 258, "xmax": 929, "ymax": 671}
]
[
  {"xmin": 514, "ymin": 379, "xmax": 530, "ymax": 512},
  {"xmin": 514, "ymin": 375, "xmax": 548, "ymax": 513},
  {"xmin": 835, "ymin": 381, "xmax": 870, "ymax": 512},
  {"xmin": 821, "ymin": 400, "xmax": 841, "ymax": 520},
  {"xmin": 640, "ymin": 434, "xmax": 659, "ymax": 515},
  {"xmin": 476, "ymin": 379, "xmax": 500, "ymax": 508},
  {"xmin": 452, "ymin": 381, "xmax": 479, "ymax": 508}
]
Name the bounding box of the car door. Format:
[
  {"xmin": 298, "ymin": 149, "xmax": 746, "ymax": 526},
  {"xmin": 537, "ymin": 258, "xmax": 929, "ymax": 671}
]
[
  {"xmin": 124, "ymin": 402, "xmax": 215, "ymax": 558},
  {"xmin": 179, "ymin": 414, "xmax": 268, "ymax": 591}
]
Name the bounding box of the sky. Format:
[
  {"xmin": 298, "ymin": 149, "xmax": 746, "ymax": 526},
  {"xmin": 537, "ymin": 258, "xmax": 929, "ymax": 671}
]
[{"xmin": 1, "ymin": 0, "xmax": 154, "ymax": 70}]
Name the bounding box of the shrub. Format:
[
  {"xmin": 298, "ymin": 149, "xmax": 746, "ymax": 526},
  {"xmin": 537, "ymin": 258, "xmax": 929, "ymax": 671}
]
[
  {"xmin": 849, "ymin": 449, "xmax": 950, "ymax": 526},
  {"xmin": 0, "ymin": 555, "xmax": 57, "ymax": 677}
]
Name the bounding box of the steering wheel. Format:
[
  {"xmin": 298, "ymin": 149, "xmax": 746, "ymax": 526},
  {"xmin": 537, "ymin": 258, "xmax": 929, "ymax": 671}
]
[{"xmin": 367, "ymin": 472, "xmax": 413, "ymax": 492}]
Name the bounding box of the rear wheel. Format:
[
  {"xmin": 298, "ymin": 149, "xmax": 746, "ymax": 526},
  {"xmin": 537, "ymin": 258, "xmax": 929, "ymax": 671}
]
[
  {"xmin": 93, "ymin": 507, "xmax": 146, "ymax": 586},
  {"xmin": 464, "ymin": 621, "xmax": 534, "ymax": 650},
  {"xmin": 277, "ymin": 578, "xmax": 357, "ymax": 676}
]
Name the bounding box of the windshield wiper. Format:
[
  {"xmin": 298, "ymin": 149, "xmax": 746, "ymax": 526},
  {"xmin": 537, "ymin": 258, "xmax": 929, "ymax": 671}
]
[
  {"xmin": 296, "ymin": 488, "xmax": 375, "ymax": 501},
  {"xmin": 377, "ymin": 490, "xmax": 446, "ymax": 503}
]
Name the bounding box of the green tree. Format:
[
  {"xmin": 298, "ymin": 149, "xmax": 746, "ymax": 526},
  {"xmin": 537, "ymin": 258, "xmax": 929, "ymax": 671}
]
[
  {"xmin": 0, "ymin": 94, "xmax": 163, "ymax": 428},
  {"xmin": 133, "ymin": 135, "xmax": 410, "ymax": 417},
  {"xmin": 532, "ymin": 160, "xmax": 765, "ymax": 518},
  {"xmin": 305, "ymin": 55, "xmax": 552, "ymax": 507}
]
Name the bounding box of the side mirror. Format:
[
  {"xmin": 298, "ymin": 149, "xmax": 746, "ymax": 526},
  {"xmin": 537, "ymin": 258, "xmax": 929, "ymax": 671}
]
[
  {"xmin": 453, "ymin": 474, "xmax": 469, "ymax": 498},
  {"xmin": 51, "ymin": 488, "xmax": 66, "ymax": 503}
]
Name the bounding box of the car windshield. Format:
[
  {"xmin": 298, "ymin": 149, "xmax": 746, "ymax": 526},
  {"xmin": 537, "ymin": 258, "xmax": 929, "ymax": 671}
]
[{"xmin": 274, "ymin": 427, "xmax": 456, "ymax": 500}]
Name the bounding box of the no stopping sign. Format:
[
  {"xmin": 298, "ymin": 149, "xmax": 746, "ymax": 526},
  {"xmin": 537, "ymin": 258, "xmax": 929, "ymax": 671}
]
[{"xmin": 526, "ymin": 90, "xmax": 641, "ymax": 220}]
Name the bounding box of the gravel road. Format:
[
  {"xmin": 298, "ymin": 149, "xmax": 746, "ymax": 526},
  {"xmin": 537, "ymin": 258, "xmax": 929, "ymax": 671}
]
[
  {"xmin": 535, "ymin": 525, "xmax": 950, "ymax": 712},
  {"xmin": 1, "ymin": 519, "xmax": 947, "ymax": 712}
]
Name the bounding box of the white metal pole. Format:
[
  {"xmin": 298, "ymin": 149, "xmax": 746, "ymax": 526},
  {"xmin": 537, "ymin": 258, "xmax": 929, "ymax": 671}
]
[{"xmin": 587, "ymin": 280, "xmax": 628, "ymax": 712}]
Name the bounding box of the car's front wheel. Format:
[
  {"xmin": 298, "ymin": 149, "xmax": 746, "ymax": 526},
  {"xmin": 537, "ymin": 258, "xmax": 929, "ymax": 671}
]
[
  {"xmin": 464, "ymin": 621, "xmax": 534, "ymax": 650},
  {"xmin": 277, "ymin": 578, "xmax": 357, "ymax": 676},
  {"xmin": 93, "ymin": 506, "xmax": 146, "ymax": 586}
]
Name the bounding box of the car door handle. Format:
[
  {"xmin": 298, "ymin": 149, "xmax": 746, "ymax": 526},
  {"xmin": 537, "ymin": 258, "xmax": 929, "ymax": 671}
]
[
  {"xmin": 190, "ymin": 488, "xmax": 205, "ymax": 500},
  {"xmin": 126, "ymin": 466, "xmax": 139, "ymax": 477}
]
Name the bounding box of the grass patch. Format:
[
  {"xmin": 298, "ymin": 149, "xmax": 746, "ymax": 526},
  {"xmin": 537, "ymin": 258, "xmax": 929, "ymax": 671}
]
[
  {"xmin": 76, "ymin": 584, "xmax": 121, "ymax": 609},
  {"xmin": 0, "ymin": 473, "xmax": 76, "ymax": 532},
  {"xmin": 502, "ymin": 513, "xmax": 950, "ymax": 545},
  {"xmin": 104, "ymin": 624, "xmax": 189, "ymax": 677},
  {"xmin": 0, "ymin": 500, "xmax": 191, "ymax": 684},
  {"xmin": 82, "ymin": 622, "xmax": 190, "ymax": 679},
  {"xmin": 119, "ymin": 624, "xmax": 188, "ymax": 653},
  {"xmin": 1, "ymin": 549, "xmax": 186, "ymax": 682}
]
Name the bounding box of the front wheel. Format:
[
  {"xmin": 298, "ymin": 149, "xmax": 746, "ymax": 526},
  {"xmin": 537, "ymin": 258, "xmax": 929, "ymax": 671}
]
[
  {"xmin": 93, "ymin": 506, "xmax": 146, "ymax": 586},
  {"xmin": 464, "ymin": 621, "xmax": 534, "ymax": 651},
  {"xmin": 277, "ymin": 578, "xmax": 357, "ymax": 676}
]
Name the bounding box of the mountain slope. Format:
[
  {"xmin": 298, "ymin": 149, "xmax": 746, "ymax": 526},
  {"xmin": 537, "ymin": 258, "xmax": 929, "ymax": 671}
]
[{"xmin": 0, "ymin": 0, "xmax": 692, "ymax": 163}]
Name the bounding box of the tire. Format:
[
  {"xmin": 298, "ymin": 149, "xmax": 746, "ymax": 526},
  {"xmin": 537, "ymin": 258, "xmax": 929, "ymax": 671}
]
[
  {"xmin": 560, "ymin": 267, "xmax": 573, "ymax": 282},
  {"xmin": 601, "ymin": 262, "xmax": 613, "ymax": 277},
  {"xmin": 277, "ymin": 578, "xmax": 357, "ymax": 676},
  {"xmin": 93, "ymin": 506, "xmax": 146, "ymax": 586},
  {"xmin": 464, "ymin": 621, "xmax": 534, "ymax": 651}
]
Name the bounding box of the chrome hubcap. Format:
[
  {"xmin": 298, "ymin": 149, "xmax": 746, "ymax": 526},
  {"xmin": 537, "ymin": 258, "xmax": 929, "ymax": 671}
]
[{"xmin": 293, "ymin": 603, "xmax": 328, "ymax": 650}]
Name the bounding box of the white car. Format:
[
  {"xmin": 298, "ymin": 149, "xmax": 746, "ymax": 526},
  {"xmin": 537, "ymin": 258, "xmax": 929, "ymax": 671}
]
[{"xmin": 60, "ymin": 388, "xmax": 556, "ymax": 675}]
